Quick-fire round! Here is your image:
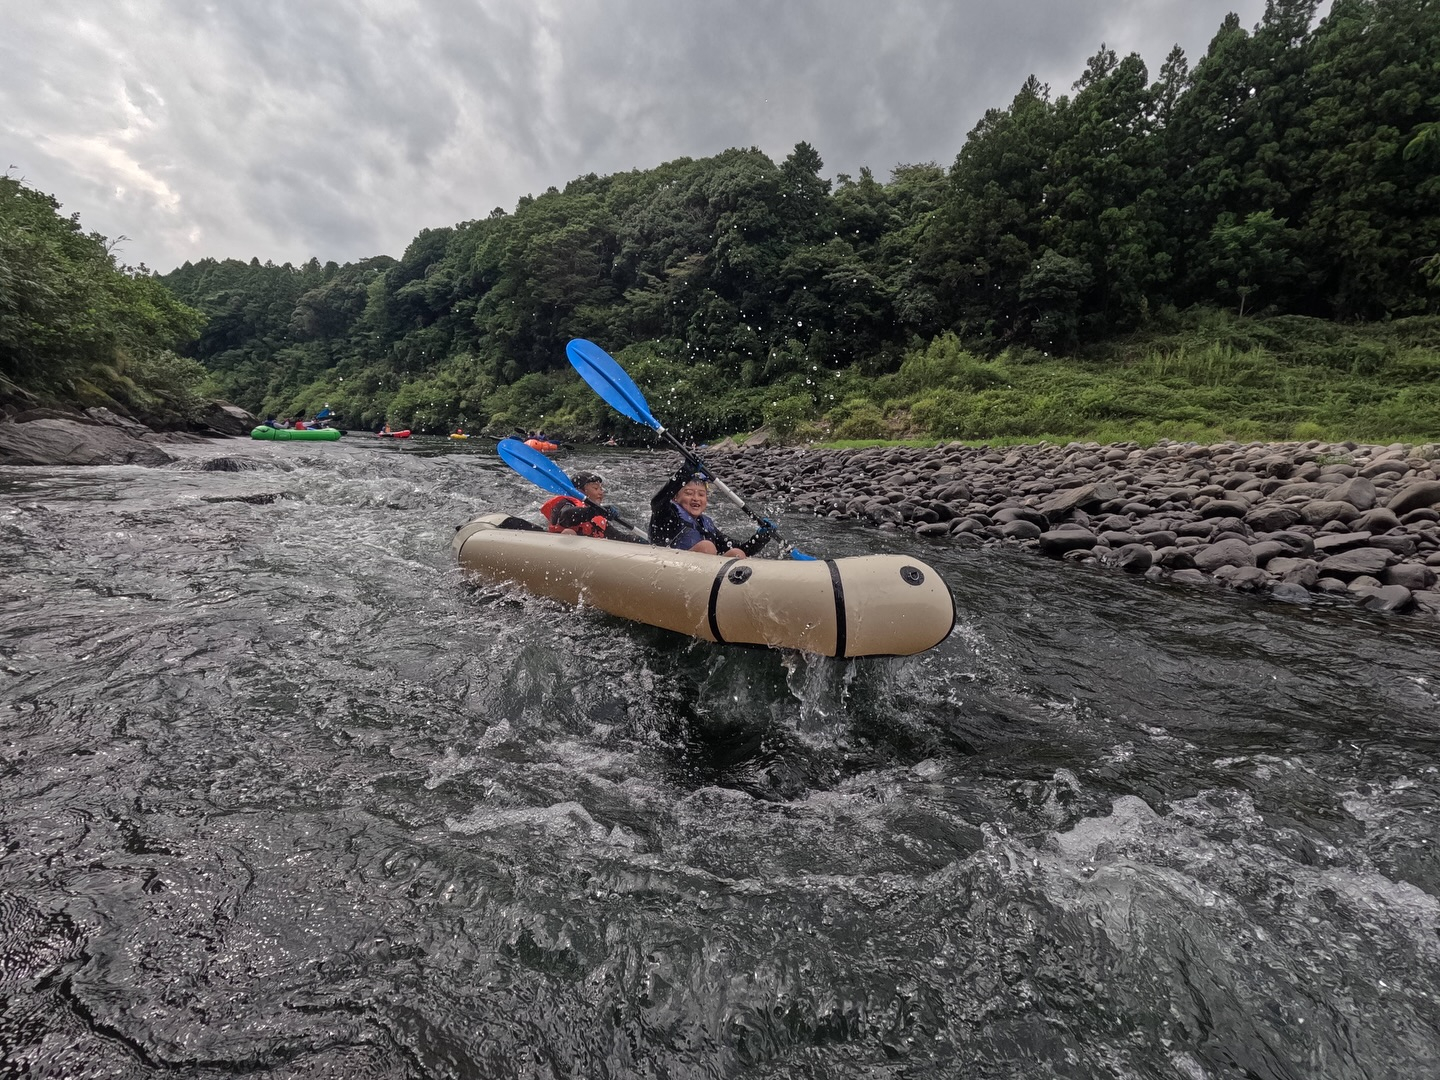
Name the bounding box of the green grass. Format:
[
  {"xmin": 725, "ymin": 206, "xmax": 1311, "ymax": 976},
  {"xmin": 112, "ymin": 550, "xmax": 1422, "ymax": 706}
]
[
  {"xmin": 788, "ymin": 312, "xmax": 1440, "ymax": 448},
  {"xmin": 281, "ymin": 308, "xmax": 1440, "ymax": 447}
]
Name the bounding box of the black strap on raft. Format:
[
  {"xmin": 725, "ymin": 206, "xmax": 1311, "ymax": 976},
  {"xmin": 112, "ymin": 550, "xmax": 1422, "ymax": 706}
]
[
  {"xmin": 825, "ymin": 559, "xmax": 848, "ymax": 659},
  {"xmin": 497, "ymin": 515, "xmax": 545, "ymax": 532},
  {"xmin": 707, "ymin": 558, "xmax": 739, "ymax": 644}
]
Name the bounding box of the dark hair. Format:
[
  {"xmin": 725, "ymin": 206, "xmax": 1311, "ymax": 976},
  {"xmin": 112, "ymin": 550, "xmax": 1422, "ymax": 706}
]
[{"xmin": 570, "ymin": 471, "xmax": 602, "ymax": 488}]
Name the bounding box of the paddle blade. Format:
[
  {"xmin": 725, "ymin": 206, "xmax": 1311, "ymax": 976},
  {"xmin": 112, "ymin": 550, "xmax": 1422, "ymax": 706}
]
[
  {"xmin": 566, "ymin": 339, "xmax": 662, "ymax": 432},
  {"xmin": 496, "ymin": 438, "xmax": 580, "ymax": 499}
]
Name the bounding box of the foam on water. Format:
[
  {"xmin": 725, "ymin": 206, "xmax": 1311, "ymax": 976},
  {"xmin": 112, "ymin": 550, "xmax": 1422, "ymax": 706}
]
[{"xmin": 2, "ymin": 439, "xmax": 1439, "ymax": 1077}]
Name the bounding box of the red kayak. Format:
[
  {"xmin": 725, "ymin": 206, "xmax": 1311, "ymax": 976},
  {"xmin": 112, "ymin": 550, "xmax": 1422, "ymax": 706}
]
[
  {"xmin": 524, "ymin": 438, "xmax": 558, "ymax": 452},
  {"xmin": 377, "ymin": 430, "xmax": 412, "ymax": 439}
]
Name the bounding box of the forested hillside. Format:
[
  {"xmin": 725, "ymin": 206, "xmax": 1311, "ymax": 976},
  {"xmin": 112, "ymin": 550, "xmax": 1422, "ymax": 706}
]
[
  {"xmin": 1, "ymin": 176, "xmax": 206, "ymax": 426},
  {"xmin": 156, "ymin": 0, "xmax": 1440, "ymax": 440}
]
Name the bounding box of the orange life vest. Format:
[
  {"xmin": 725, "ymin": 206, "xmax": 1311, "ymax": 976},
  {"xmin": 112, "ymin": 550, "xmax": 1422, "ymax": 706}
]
[{"xmin": 540, "ymin": 495, "xmax": 608, "ymax": 538}]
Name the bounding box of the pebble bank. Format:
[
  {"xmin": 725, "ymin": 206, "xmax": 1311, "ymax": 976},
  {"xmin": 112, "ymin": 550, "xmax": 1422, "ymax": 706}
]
[{"xmin": 706, "ymin": 438, "xmax": 1440, "ymax": 618}]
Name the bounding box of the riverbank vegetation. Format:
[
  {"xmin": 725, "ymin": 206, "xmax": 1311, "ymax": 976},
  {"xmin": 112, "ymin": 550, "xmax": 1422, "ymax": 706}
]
[
  {"xmin": 0, "ymin": 176, "xmax": 207, "ymax": 427},
  {"xmin": 7, "ymin": 1, "xmax": 1438, "ymax": 445}
]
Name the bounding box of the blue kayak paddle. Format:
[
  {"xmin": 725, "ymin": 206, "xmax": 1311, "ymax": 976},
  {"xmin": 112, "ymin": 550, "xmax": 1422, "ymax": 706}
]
[
  {"xmin": 565, "ymin": 338, "xmax": 815, "ymax": 561},
  {"xmin": 496, "ymin": 438, "xmax": 644, "ymax": 536}
]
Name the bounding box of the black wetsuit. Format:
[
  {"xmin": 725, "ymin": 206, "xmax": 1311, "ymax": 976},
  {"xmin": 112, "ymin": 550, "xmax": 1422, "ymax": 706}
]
[
  {"xmin": 649, "ymin": 466, "xmax": 773, "ymax": 556},
  {"xmin": 550, "ymin": 501, "xmax": 648, "ymax": 543}
]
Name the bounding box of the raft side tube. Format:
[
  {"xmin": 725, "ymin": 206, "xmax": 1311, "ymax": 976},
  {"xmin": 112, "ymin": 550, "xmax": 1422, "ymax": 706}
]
[
  {"xmin": 452, "ymin": 518, "xmax": 954, "ymax": 657},
  {"xmin": 251, "ymin": 426, "xmax": 343, "ymax": 441}
]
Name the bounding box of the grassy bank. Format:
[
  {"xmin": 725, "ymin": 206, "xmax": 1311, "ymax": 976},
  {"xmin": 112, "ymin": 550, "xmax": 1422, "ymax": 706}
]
[
  {"xmin": 233, "ymin": 310, "xmax": 1440, "ymax": 447},
  {"xmin": 775, "ymin": 312, "xmax": 1440, "ymax": 448}
]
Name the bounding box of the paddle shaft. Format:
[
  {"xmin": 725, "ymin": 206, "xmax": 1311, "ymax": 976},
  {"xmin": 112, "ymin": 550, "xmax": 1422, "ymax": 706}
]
[{"xmin": 564, "ymin": 338, "xmax": 810, "ymax": 558}]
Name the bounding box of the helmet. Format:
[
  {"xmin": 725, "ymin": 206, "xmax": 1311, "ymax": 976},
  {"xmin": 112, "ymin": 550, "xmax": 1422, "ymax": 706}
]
[{"xmin": 570, "ymin": 471, "xmax": 603, "ymax": 488}]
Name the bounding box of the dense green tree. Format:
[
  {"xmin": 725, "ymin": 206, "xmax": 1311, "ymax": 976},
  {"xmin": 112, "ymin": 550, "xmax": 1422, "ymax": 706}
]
[
  {"xmin": 1, "ymin": 175, "xmax": 204, "ymax": 423},
  {"xmin": 1292, "ymin": 0, "xmax": 1440, "ymax": 316},
  {"xmin": 1019, "ymin": 249, "xmax": 1094, "ymax": 349},
  {"xmin": 1046, "ymin": 47, "xmax": 1171, "ymax": 330},
  {"xmin": 924, "ymin": 75, "xmax": 1060, "ymax": 341},
  {"xmin": 1205, "ymin": 210, "xmax": 1305, "ymax": 315},
  {"xmin": 135, "ymin": 1, "xmax": 1438, "ymax": 437}
]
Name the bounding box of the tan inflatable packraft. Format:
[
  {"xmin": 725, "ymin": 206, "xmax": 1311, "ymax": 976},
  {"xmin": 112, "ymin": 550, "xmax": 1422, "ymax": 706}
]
[{"xmin": 453, "ymin": 515, "xmax": 955, "ymax": 657}]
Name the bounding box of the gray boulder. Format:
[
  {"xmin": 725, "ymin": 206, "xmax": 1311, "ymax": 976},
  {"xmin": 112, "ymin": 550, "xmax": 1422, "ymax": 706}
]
[
  {"xmin": 1170, "ymin": 569, "xmax": 1210, "ymax": 585},
  {"xmin": 1313, "ymin": 532, "xmax": 1373, "ymax": 555},
  {"xmin": 1245, "ymin": 504, "xmax": 1303, "ymax": 532},
  {"xmin": 193, "ymin": 400, "xmax": 259, "ymax": 437},
  {"xmin": 1109, "ymin": 544, "xmax": 1153, "ymax": 573},
  {"xmin": 993, "ymin": 507, "xmax": 1048, "ymax": 529},
  {"xmin": 1351, "ymin": 507, "xmax": 1402, "ymax": 533},
  {"xmin": 1354, "ymin": 585, "xmax": 1415, "ymax": 612},
  {"xmin": 1298, "ymin": 500, "xmax": 1361, "ymax": 527},
  {"xmin": 1269, "ymin": 558, "xmax": 1320, "ymax": 587},
  {"xmin": 1249, "ymin": 540, "xmax": 1291, "ymax": 565},
  {"xmin": 1359, "ymin": 458, "xmax": 1412, "ymax": 480},
  {"xmin": 1216, "ymin": 565, "xmax": 1269, "ymax": 590},
  {"xmin": 1369, "ymin": 534, "xmax": 1418, "ymax": 557},
  {"xmin": 1383, "ymin": 563, "xmax": 1437, "ymax": 591},
  {"xmin": 1136, "ymin": 528, "xmax": 1178, "ymax": 548},
  {"xmin": 0, "ymin": 419, "xmax": 173, "ymax": 467},
  {"xmin": 1386, "ymin": 481, "xmax": 1440, "ymax": 516},
  {"xmin": 1037, "ymin": 529, "xmax": 1099, "ymax": 557},
  {"xmin": 1038, "ymin": 482, "xmax": 1119, "ymax": 520},
  {"xmin": 1317, "ymin": 547, "xmax": 1393, "ymax": 578},
  {"xmin": 1270, "ymin": 582, "xmax": 1313, "ymax": 604},
  {"xmin": 1199, "ymin": 499, "xmax": 1250, "ymax": 519},
  {"xmin": 1154, "ymin": 547, "xmax": 1197, "ymax": 570},
  {"xmin": 84, "ymin": 406, "xmax": 151, "ymax": 433},
  {"xmin": 1328, "ymin": 475, "xmax": 1377, "ymax": 510},
  {"xmin": 999, "ymin": 520, "xmax": 1042, "ymax": 540},
  {"xmin": 1192, "ymin": 538, "xmax": 1256, "ymax": 572}
]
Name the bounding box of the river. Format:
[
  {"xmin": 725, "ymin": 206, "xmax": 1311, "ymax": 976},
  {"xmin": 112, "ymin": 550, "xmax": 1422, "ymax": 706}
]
[{"xmin": 2, "ymin": 436, "xmax": 1437, "ymax": 1079}]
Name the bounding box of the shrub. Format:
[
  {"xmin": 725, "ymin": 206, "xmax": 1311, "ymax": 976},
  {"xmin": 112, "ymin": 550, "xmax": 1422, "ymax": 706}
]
[
  {"xmin": 909, "ymin": 389, "xmax": 971, "ymax": 437},
  {"xmin": 762, "ymin": 394, "xmax": 815, "ymax": 438},
  {"xmin": 830, "ymin": 400, "xmax": 889, "ymax": 439},
  {"xmin": 894, "ymin": 333, "xmax": 1003, "ymax": 393}
]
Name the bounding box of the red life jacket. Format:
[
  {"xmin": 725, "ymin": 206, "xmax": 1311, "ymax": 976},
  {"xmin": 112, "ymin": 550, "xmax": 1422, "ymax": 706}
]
[{"xmin": 540, "ymin": 495, "xmax": 608, "ymax": 538}]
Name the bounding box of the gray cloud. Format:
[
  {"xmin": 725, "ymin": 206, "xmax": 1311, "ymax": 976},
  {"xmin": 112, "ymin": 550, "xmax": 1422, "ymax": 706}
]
[{"xmin": 1, "ymin": 0, "xmax": 1297, "ymax": 271}]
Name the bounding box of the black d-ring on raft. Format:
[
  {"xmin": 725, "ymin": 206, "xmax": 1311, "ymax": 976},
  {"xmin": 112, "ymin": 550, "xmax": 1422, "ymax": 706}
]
[{"xmin": 900, "ymin": 565, "xmax": 925, "ymax": 586}]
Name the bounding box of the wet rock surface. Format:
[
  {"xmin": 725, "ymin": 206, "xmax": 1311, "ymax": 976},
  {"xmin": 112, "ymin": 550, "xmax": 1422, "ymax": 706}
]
[
  {"xmin": 0, "ymin": 400, "xmax": 258, "ymax": 466},
  {"xmin": 707, "ymin": 437, "xmax": 1440, "ymax": 621},
  {"xmin": 0, "ymin": 417, "xmax": 175, "ymax": 467}
]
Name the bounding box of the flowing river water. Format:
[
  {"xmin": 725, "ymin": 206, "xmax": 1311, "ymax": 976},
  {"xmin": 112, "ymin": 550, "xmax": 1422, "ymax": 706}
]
[{"xmin": 2, "ymin": 437, "xmax": 1438, "ymax": 1079}]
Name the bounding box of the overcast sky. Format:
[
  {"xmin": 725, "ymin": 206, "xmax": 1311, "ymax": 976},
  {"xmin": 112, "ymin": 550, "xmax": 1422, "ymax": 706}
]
[{"xmin": 2, "ymin": 0, "xmax": 1293, "ymax": 273}]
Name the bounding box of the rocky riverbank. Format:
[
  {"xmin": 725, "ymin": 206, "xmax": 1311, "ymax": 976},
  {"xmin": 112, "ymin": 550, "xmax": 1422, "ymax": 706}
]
[
  {"xmin": 0, "ymin": 402, "xmax": 259, "ymax": 466},
  {"xmin": 705, "ymin": 438, "xmax": 1440, "ymax": 618}
]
